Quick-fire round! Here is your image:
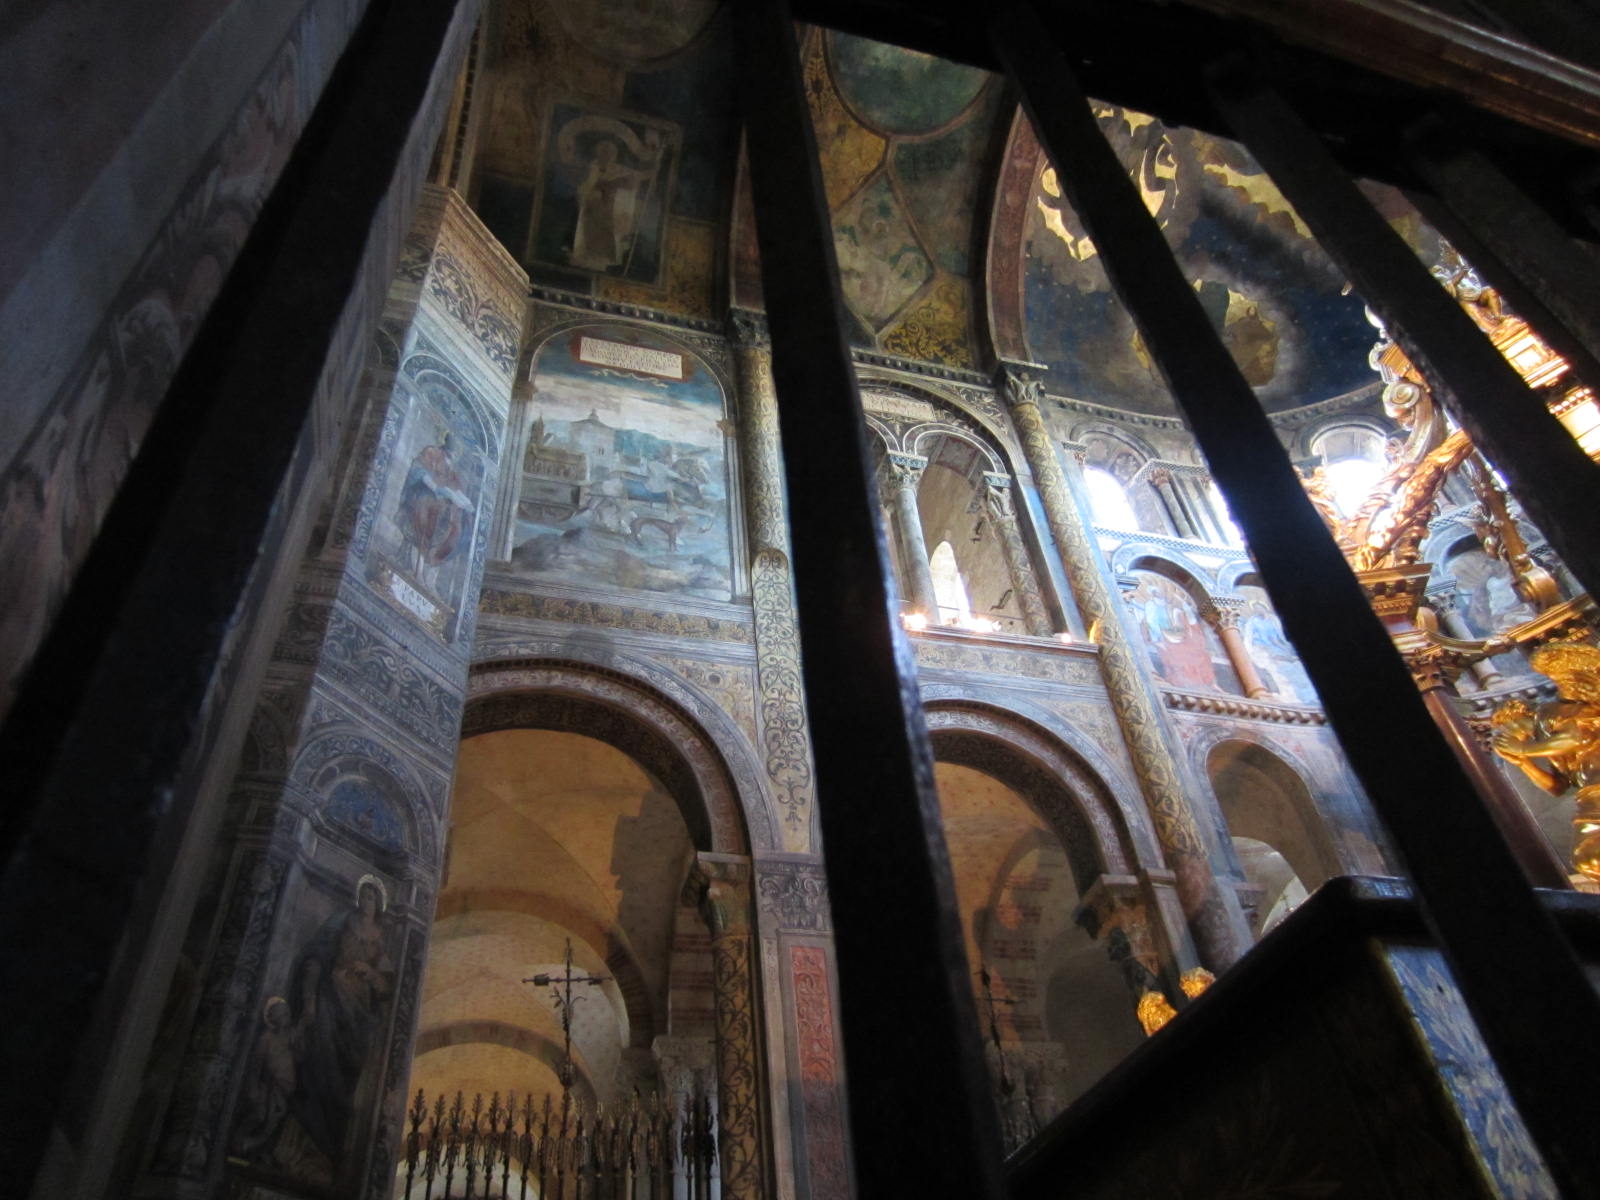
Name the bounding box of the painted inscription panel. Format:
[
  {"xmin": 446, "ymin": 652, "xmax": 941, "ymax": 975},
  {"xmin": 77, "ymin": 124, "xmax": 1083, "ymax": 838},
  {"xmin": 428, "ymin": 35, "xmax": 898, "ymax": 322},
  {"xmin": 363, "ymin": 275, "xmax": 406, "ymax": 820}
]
[{"xmin": 512, "ymin": 326, "xmax": 731, "ymax": 600}]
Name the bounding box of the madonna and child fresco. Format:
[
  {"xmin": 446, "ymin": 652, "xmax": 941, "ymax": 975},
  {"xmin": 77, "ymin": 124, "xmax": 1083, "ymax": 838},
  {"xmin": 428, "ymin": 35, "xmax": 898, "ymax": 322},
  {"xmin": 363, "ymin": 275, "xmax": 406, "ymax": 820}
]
[
  {"xmin": 233, "ymin": 876, "xmax": 396, "ymax": 1189},
  {"xmin": 512, "ymin": 327, "xmax": 732, "ymax": 600}
]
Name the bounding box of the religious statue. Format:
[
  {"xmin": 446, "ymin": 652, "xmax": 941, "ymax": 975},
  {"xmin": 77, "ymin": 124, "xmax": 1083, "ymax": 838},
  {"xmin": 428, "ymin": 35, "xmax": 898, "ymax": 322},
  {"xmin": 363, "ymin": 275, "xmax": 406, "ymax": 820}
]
[{"xmin": 1491, "ymin": 641, "xmax": 1600, "ymax": 883}]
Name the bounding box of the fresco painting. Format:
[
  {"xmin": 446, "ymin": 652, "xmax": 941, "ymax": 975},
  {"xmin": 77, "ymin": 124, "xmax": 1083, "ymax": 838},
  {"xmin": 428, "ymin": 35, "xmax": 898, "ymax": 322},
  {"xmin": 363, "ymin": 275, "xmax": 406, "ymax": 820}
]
[
  {"xmin": 1023, "ymin": 107, "xmax": 1376, "ymax": 414},
  {"xmin": 803, "ymin": 28, "xmax": 887, "ymax": 210},
  {"xmin": 826, "ymin": 30, "xmax": 989, "ymax": 135},
  {"xmin": 545, "ymin": 0, "xmax": 718, "ymax": 65},
  {"xmin": 513, "ymin": 327, "xmax": 731, "ymax": 600},
  {"xmin": 892, "ymin": 89, "xmax": 1004, "ymax": 277},
  {"xmin": 366, "ymin": 371, "xmax": 489, "ymax": 645},
  {"xmin": 834, "ymin": 174, "xmax": 933, "ymax": 330},
  {"xmin": 1126, "ymin": 570, "xmax": 1238, "ymax": 694},
  {"xmin": 533, "ymin": 103, "xmax": 679, "ymax": 284},
  {"xmin": 1237, "ymin": 585, "xmax": 1320, "ymax": 705},
  {"xmin": 232, "ymin": 877, "xmax": 397, "ymax": 1190}
]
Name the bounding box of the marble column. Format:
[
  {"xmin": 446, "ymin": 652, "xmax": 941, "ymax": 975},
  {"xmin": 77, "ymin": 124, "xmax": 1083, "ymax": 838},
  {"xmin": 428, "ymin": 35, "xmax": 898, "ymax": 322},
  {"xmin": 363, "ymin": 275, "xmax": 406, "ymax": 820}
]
[
  {"xmin": 878, "ymin": 452, "xmax": 941, "ymax": 620},
  {"xmin": 999, "ymin": 365, "xmax": 1250, "ymax": 971},
  {"xmin": 691, "ymin": 854, "xmax": 768, "ymax": 1200},
  {"xmin": 981, "ymin": 472, "xmax": 1054, "ymax": 637},
  {"xmin": 1203, "ymin": 598, "xmax": 1272, "ymax": 699}
]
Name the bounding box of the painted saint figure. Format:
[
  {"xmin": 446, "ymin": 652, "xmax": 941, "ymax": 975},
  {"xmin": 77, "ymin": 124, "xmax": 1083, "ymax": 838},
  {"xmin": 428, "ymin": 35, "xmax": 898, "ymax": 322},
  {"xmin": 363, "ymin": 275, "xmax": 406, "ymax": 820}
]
[
  {"xmin": 571, "ymin": 135, "xmax": 662, "ymax": 272},
  {"xmin": 289, "ymin": 876, "xmax": 396, "ymax": 1173},
  {"xmin": 399, "ymin": 431, "xmax": 472, "ymax": 586}
]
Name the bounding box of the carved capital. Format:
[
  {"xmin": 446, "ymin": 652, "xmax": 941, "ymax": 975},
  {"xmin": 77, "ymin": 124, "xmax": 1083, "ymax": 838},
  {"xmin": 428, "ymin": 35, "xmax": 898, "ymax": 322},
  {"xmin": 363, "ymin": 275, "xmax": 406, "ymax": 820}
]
[
  {"xmin": 1204, "ymin": 596, "xmax": 1246, "ymax": 631},
  {"xmin": 997, "ymin": 364, "xmax": 1045, "ymax": 413},
  {"xmin": 1424, "ymin": 588, "xmax": 1460, "ymax": 619},
  {"xmin": 1147, "ymin": 466, "xmax": 1173, "ymax": 489},
  {"xmin": 688, "ymin": 854, "xmax": 754, "ymax": 940},
  {"xmin": 728, "ymin": 307, "xmax": 770, "ymax": 348},
  {"xmin": 981, "ymin": 472, "xmax": 1017, "ymax": 521},
  {"xmin": 878, "ymin": 451, "xmax": 929, "ymax": 493},
  {"xmin": 754, "ymin": 861, "xmax": 831, "ymax": 932}
]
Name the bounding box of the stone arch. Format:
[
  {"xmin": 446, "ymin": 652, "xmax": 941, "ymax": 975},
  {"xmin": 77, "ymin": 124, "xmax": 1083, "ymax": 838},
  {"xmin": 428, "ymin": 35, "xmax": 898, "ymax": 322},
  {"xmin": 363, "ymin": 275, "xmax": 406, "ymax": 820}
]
[
  {"xmin": 464, "ymin": 647, "xmax": 776, "ymax": 851},
  {"xmin": 923, "ymin": 700, "xmax": 1150, "ymax": 890},
  {"xmin": 905, "ymin": 422, "xmax": 1007, "ymax": 477},
  {"xmin": 857, "ymin": 371, "xmax": 1021, "ymax": 462},
  {"xmin": 1114, "ymin": 547, "xmax": 1217, "ymax": 597},
  {"xmin": 1201, "ymin": 737, "xmax": 1344, "ymax": 919},
  {"xmin": 924, "ymin": 698, "xmax": 1152, "ymax": 1113},
  {"xmin": 1295, "ymin": 412, "xmax": 1395, "ymax": 462},
  {"xmin": 1068, "ymin": 421, "xmax": 1160, "ymax": 468},
  {"xmin": 463, "ymin": 660, "xmax": 752, "ymax": 855}
]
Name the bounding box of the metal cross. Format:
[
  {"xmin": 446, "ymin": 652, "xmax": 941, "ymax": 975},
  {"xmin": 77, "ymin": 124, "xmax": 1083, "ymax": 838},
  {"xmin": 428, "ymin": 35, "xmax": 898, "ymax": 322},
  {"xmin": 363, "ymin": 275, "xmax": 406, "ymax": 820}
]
[{"xmin": 524, "ymin": 937, "xmax": 610, "ymax": 1102}]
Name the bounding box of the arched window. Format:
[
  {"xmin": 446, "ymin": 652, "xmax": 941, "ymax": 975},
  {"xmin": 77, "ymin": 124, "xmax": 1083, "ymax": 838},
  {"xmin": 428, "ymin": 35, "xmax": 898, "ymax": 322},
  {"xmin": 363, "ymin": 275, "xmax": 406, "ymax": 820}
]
[
  {"xmin": 1310, "ymin": 424, "xmax": 1387, "ymax": 518},
  {"xmin": 929, "ymin": 540, "xmax": 973, "ymax": 625},
  {"xmin": 1082, "ymin": 466, "xmax": 1140, "ymax": 529}
]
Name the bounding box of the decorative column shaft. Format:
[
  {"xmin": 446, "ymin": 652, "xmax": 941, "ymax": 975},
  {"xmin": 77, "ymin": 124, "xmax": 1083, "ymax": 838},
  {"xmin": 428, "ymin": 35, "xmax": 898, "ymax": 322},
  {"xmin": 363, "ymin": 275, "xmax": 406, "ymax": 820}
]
[
  {"xmin": 732, "ymin": 312, "xmax": 790, "ymax": 558},
  {"xmin": 982, "ymin": 472, "xmax": 1054, "ymax": 637},
  {"xmin": 1001, "ymin": 367, "xmax": 1249, "ymax": 970},
  {"xmin": 731, "ymin": 313, "xmax": 815, "ymax": 854},
  {"xmin": 879, "ymin": 452, "xmax": 941, "ymax": 619},
  {"xmin": 691, "ymin": 855, "xmax": 767, "ymax": 1200},
  {"xmin": 1203, "ymin": 599, "xmax": 1272, "ymax": 699}
]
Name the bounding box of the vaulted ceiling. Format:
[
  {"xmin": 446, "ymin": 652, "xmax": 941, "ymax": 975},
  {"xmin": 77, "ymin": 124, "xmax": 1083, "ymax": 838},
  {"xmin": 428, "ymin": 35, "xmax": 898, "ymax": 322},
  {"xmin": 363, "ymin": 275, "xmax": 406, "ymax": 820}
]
[{"xmin": 464, "ymin": 0, "xmax": 1576, "ymax": 416}]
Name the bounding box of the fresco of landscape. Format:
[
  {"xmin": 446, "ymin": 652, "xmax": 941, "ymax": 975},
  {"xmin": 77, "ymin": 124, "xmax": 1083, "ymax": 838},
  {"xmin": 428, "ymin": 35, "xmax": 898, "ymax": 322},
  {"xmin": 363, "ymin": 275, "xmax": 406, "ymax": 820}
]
[{"xmin": 512, "ymin": 325, "xmax": 731, "ymax": 600}]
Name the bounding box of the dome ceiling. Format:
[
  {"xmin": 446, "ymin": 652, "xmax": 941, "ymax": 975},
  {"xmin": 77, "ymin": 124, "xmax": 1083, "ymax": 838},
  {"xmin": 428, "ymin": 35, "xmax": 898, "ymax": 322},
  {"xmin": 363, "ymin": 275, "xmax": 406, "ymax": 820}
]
[
  {"xmin": 470, "ymin": 2, "xmax": 1403, "ymax": 414},
  {"xmin": 1015, "ymin": 106, "xmax": 1380, "ymax": 414}
]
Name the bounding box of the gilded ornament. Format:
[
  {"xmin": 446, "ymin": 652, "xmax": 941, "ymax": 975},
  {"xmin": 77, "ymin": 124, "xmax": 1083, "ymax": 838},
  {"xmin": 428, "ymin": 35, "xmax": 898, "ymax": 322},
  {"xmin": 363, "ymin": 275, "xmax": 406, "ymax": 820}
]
[
  {"xmin": 1491, "ymin": 640, "xmax": 1600, "ymax": 883},
  {"xmin": 1137, "ymin": 990, "xmax": 1177, "ymax": 1036}
]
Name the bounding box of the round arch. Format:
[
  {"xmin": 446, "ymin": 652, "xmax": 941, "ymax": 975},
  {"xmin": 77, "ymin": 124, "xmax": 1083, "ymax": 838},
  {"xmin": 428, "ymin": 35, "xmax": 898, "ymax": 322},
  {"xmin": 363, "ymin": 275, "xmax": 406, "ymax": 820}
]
[
  {"xmin": 1113, "ymin": 547, "xmax": 1217, "ymax": 596},
  {"xmin": 465, "ymin": 659, "xmax": 754, "ymax": 855},
  {"xmin": 1202, "ymin": 736, "xmax": 1343, "ymax": 896},
  {"xmin": 924, "ymin": 700, "xmax": 1152, "ymax": 890}
]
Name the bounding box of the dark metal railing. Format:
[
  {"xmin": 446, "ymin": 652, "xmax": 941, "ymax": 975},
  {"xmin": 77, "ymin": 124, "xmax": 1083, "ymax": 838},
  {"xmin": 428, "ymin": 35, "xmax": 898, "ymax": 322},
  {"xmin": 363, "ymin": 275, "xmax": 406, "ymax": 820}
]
[{"xmin": 398, "ymin": 1089, "xmax": 716, "ymax": 1200}]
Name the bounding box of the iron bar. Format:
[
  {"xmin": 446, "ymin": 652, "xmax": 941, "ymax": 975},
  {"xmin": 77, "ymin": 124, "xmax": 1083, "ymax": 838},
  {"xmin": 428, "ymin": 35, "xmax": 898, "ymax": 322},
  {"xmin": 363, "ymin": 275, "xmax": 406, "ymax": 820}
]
[
  {"xmin": 734, "ymin": 1, "xmax": 1009, "ymax": 1193},
  {"xmin": 994, "ymin": 3, "xmax": 1600, "ymax": 1194}
]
